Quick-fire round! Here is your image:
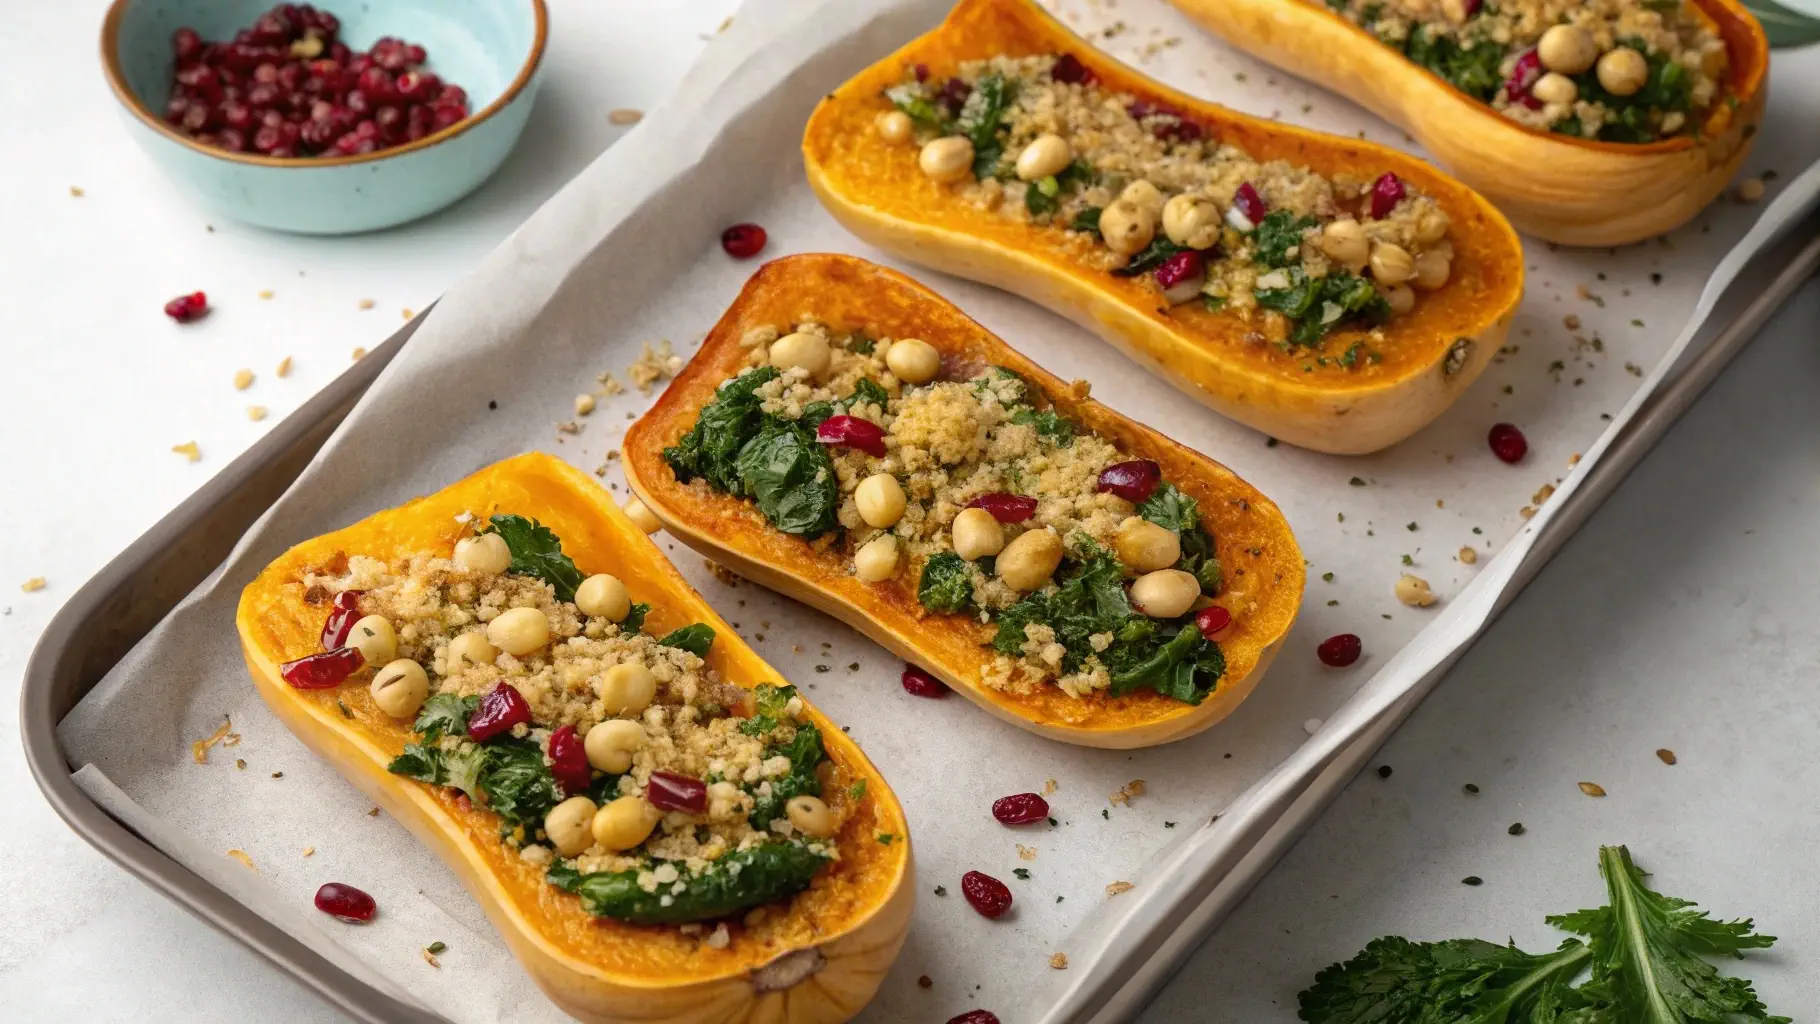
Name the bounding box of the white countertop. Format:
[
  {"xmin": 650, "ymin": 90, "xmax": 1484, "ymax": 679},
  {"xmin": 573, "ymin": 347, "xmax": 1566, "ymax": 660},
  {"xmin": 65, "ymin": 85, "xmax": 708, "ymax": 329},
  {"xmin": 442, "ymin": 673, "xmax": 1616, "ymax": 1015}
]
[{"xmin": 4, "ymin": 0, "xmax": 1816, "ymax": 1021}]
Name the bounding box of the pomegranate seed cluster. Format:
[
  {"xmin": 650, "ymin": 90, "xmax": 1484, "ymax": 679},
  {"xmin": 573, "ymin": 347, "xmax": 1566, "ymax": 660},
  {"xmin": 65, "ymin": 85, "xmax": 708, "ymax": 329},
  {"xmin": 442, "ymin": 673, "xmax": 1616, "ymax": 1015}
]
[
  {"xmin": 162, "ymin": 4, "xmax": 472, "ymax": 158},
  {"xmin": 875, "ymin": 54, "xmax": 1456, "ymax": 358}
]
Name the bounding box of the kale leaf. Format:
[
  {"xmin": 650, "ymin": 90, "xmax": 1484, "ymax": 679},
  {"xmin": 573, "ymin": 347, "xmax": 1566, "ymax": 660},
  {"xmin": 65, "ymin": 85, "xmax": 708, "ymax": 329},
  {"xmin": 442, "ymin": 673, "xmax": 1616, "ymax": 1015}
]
[
  {"xmin": 734, "ymin": 420, "xmax": 839, "ymax": 536},
  {"xmin": 841, "ymin": 378, "xmax": 891, "ymax": 413},
  {"xmin": 621, "ymin": 602, "xmax": 650, "ymax": 633},
  {"xmin": 959, "ymin": 73, "xmax": 1017, "ymax": 180},
  {"xmin": 1298, "ymin": 937, "xmax": 1597, "ymax": 1023},
  {"xmin": 1252, "ymin": 210, "xmax": 1320, "ymax": 270},
  {"xmin": 1106, "ymin": 622, "xmax": 1223, "ymax": 704},
  {"xmin": 663, "ymin": 366, "xmax": 781, "ymax": 493},
  {"xmin": 477, "ymin": 740, "xmax": 562, "ymax": 830},
  {"xmin": 919, "ymin": 551, "xmax": 975, "ymax": 613},
  {"xmin": 412, "ymin": 693, "xmax": 479, "ymax": 743},
  {"xmin": 748, "ymin": 722, "xmax": 825, "ymax": 832},
  {"xmin": 1139, "ymin": 483, "xmax": 1200, "ymax": 535},
  {"xmin": 482, "ymin": 515, "xmax": 584, "ymax": 602},
  {"xmin": 1012, "ymin": 406, "xmax": 1076, "ymax": 447},
  {"xmin": 1401, "ymin": 25, "xmax": 1505, "ymax": 101},
  {"xmin": 1256, "ymin": 269, "xmax": 1390, "ymax": 346},
  {"xmin": 657, "ymin": 623, "xmax": 716, "ymax": 657},
  {"xmin": 739, "ymin": 683, "xmax": 797, "ymax": 737},
  {"xmin": 884, "ymin": 83, "xmax": 952, "ymax": 135},
  {"xmin": 992, "ymin": 547, "xmax": 1131, "ymax": 673},
  {"xmin": 560, "ymin": 843, "xmax": 830, "ymax": 924},
  {"xmin": 1071, "ymin": 206, "xmax": 1104, "ymax": 235},
  {"xmin": 1114, "ymin": 236, "xmax": 1189, "ymax": 277}
]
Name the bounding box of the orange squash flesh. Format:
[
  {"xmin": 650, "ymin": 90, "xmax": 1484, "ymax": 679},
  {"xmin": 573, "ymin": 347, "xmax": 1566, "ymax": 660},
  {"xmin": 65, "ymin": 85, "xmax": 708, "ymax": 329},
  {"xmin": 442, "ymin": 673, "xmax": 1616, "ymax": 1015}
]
[
  {"xmin": 622, "ymin": 254, "xmax": 1305, "ymax": 749},
  {"xmin": 1167, "ymin": 0, "xmax": 1769, "ymax": 246},
  {"xmin": 803, "ymin": 0, "xmax": 1524, "ymax": 456},
  {"xmin": 236, "ymin": 453, "xmax": 913, "ymax": 1024}
]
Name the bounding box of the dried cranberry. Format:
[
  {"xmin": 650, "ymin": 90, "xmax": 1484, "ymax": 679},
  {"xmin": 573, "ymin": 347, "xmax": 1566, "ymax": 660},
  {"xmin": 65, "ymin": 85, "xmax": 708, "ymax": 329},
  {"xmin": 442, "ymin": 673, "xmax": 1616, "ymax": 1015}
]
[
  {"xmin": 965, "ymin": 493, "xmax": 1038, "ymax": 523},
  {"xmin": 163, "ymin": 291, "xmax": 210, "ymax": 323},
  {"xmin": 720, "ymin": 223, "xmax": 767, "ymax": 259},
  {"xmin": 546, "ymin": 725, "xmax": 592, "ymax": 796},
  {"xmin": 1195, "ymin": 606, "xmax": 1234, "ymax": 642},
  {"xmin": 816, "ymin": 415, "xmax": 887, "ymax": 458},
  {"xmin": 1460, "ymin": 0, "xmax": 1484, "ymax": 14},
  {"xmin": 280, "ymin": 647, "xmax": 364, "ymax": 689},
  {"xmin": 948, "ymin": 1013, "xmax": 1000, "ymax": 1024},
  {"xmin": 466, "ymin": 682, "xmax": 531, "ymax": 741},
  {"xmin": 1368, "ymin": 172, "xmax": 1407, "ymax": 221},
  {"xmin": 1488, "ymin": 422, "xmax": 1528, "ymax": 464},
  {"xmin": 1097, "ymin": 460, "xmax": 1161, "ymax": 503},
  {"xmin": 313, "ymin": 882, "xmax": 376, "ymax": 923},
  {"xmin": 1504, "ymin": 49, "xmax": 1544, "ymax": 109},
  {"xmin": 647, "ymin": 771, "xmax": 708, "ymax": 814},
  {"xmin": 937, "ymin": 77, "xmax": 971, "ymax": 112},
  {"xmin": 1317, "ymin": 633, "xmax": 1362, "ymax": 668},
  {"xmin": 901, "ymin": 664, "xmax": 949, "ymax": 698},
  {"xmin": 319, "ymin": 588, "xmax": 365, "ymax": 649},
  {"xmin": 1050, "ymin": 53, "xmax": 1094, "ymax": 85},
  {"xmin": 911, "ymin": 62, "xmax": 929, "ymax": 82},
  {"xmin": 1233, "ymin": 182, "xmax": 1267, "ymax": 227},
  {"xmin": 1126, "ymin": 99, "xmax": 1157, "ymax": 120},
  {"xmin": 991, "ymin": 793, "xmax": 1049, "ymax": 825},
  {"xmin": 961, "ymin": 870, "xmax": 1012, "ymax": 919}
]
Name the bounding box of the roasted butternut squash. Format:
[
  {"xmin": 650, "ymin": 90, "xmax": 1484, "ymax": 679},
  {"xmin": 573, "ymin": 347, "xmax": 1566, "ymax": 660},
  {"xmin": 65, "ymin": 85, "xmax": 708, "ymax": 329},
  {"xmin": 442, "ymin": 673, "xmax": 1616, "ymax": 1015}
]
[
  {"xmin": 622, "ymin": 254, "xmax": 1304, "ymax": 749},
  {"xmin": 802, "ymin": 0, "xmax": 1524, "ymax": 455},
  {"xmin": 1166, "ymin": 0, "xmax": 1768, "ymax": 246},
  {"xmin": 236, "ymin": 453, "xmax": 913, "ymax": 1024}
]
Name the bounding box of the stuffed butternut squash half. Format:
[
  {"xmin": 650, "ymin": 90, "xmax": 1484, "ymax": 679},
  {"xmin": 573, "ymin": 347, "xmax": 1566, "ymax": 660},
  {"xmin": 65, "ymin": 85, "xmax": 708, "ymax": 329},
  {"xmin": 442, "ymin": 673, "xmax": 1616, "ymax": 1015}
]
[
  {"xmin": 802, "ymin": 0, "xmax": 1523, "ymax": 455},
  {"xmin": 235, "ymin": 453, "xmax": 912, "ymax": 1024},
  {"xmin": 1167, "ymin": 0, "xmax": 1768, "ymax": 246},
  {"xmin": 622, "ymin": 255, "xmax": 1303, "ymax": 749}
]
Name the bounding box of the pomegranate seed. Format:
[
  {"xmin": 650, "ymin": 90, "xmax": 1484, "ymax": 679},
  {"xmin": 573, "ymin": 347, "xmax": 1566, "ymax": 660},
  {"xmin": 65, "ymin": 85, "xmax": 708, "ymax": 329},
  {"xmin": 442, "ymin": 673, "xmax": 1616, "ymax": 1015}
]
[
  {"xmin": 720, "ymin": 223, "xmax": 768, "ymax": 259},
  {"xmin": 438, "ymin": 84, "xmax": 469, "ymax": 109},
  {"xmin": 163, "ymin": 291, "xmax": 210, "ymax": 323},
  {"xmin": 1488, "ymin": 422, "xmax": 1528, "ymax": 464},
  {"xmin": 1155, "ymin": 249, "xmax": 1207, "ymax": 301},
  {"xmin": 354, "ymin": 118, "xmax": 381, "ymax": 140},
  {"xmin": 253, "ymin": 62, "xmax": 280, "ymax": 85},
  {"xmin": 221, "ymin": 101, "xmax": 253, "ymax": 130},
  {"xmin": 313, "ymin": 882, "xmax": 376, "ymax": 923},
  {"xmin": 431, "ymin": 103, "xmax": 466, "ymax": 130},
  {"xmin": 164, "ymin": 96, "xmax": 192, "ymax": 124},
  {"xmin": 646, "ymin": 770, "xmax": 708, "ymax": 814},
  {"xmin": 815, "ymin": 415, "xmax": 887, "ymax": 458},
  {"xmin": 466, "ymin": 682, "xmax": 532, "ymax": 741},
  {"xmin": 278, "ymin": 63, "xmax": 305, "ymax": 92},
  {"xmin": 965, "ymin": 493, "xmax": 1038, "ymax": 523},
  {"xmin": 961, "ymin": 871, "xmax": 1013, "ymax": 919},
  {"xmin": 1097, "ymin": 460, "xmax": 1161, "ymax": 503},
  {"xmin": 358, "ymin": 66, "xmax": 394, "ymax": 101},
  {"xmin": 319, "ymin": 589, "xmax": 365, "ymax": 648},
  {"xmin": 991, "ymin": 793, "xmax": 1049, "ymax": 825},
  {"xmin": 1050, "ymin": 53, "xmax": 1094, "ymax": 85},
  {"xmin": 269, "ymin": 146, "xmax": 296, "ymax": 158},
  {"xmin": 280, "ymin": 647, "xmax": 364, "ymax": 689},
  {"xmin": 1317, "ymin": 633, "xmax": 1362, "ymax": 668},
  {"xmin": 394, "ymin": 70, "xmax": 438, "ymax": 100},
  {"xmin": 253, "ymin": 125, "xmax": 284, "ymax": 152},
  {"xmin": 546, "ymin": 725, "xmax": 592, "ymax": 796},
  {"xmin": 180, "ymin": 103, "xmax": 213, "ymax": 133},
  {"xmin": 216, "ymin": 127, "xmax": 247, "ymax": 152},
  {"xmin": 938, "ymin": 77, "xmax": 972, "ymax": 112},
  {"xmin": 1233, "ymin": 182, "xmax": 1268, "ymax": 226},
  {"xmin": 1368, "ymin": 173, "xmax": 1408, "ymax": 221},
  {"xmin": 911, "ymin": 62, "xmax": 930, "ymax": 82},
  {"xmin": 948, "ymin": 1014, "xmax": 1000, "ymax": 1024},
  {"xmin": 344, "ymin": 88, "xmax": 371, "ymax": 115},
  {"xmin": 374, "ymin": 106, "xmax": 404, "ymax": 139},
  {"xmin": 172, "ymin": 27, "xmax": 204, "ymax": 63},
  {"xmin": 405, "ymin": 43, "xmax": 427, "ymax": 66},
  {"xmin": 1504, "ymin": 50, "xmax": 1544, "ymax": 110},
  {"xmin": 1195, "ymin": 606, "xmax": 1234, "ymax": 642},
  {"xmin": 901, "ymin": 664, "xmax": 949, "ymax": 698},
  {"xmin": 175, "ymin": 65, "xmax": 221, "ymax": 99},
  {"xmin": 1155, "ymin": 116, "xmax": 1203, "ymax": 143}
]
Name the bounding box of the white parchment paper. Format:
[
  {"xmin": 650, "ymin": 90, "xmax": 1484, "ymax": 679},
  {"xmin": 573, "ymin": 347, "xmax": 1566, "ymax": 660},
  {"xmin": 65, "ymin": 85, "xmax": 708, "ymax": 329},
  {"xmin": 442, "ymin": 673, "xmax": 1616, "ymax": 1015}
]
[{"xmin": 57, "ymin": 0, "xmax": 1820, "ymax": 1021}]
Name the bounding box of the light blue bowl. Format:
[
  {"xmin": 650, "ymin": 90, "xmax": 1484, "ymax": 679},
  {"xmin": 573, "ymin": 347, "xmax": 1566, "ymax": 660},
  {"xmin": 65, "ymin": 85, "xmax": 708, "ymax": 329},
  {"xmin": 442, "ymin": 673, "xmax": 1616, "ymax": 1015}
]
[{"xmin": 102, "ymin": 0, "xmax": 548, "ymax": 234}]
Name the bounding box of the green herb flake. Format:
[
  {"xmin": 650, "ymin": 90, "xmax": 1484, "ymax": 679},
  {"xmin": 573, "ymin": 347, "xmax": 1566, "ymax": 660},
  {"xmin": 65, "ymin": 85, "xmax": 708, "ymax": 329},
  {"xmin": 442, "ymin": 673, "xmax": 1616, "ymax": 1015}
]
[
  {"xmin": 426, "ymin": 941, "xmax": 447, "ymax": 955},
  {"xmin": 1013, "ymin": 868, "xmax": 1031, "ymax": 880}
]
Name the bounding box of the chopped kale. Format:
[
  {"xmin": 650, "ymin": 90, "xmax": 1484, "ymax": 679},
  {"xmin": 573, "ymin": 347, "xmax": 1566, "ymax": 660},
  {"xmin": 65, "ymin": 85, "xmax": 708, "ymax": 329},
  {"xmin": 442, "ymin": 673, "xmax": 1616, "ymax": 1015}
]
[
  {"xmin": 479, "ymin": 740, "xmax": 563, "ymax": 830},
  {"xmin": 657, "ymin": 623, "xmax": 716, "ymax": 657},
  {"xmin": 1106, "ymin": 622, "xmax": 1225, "ymax": 704},
  {"xmin": 411, "ymin": 693, "xmax": 479, "ymax": 744},
  {"xmin": 1138, "ymin": 483, "xmax": 1199, "ymax": 535},
  {"xmin": 663, "ymin": 366, "xmax": 781, "ymax": 493},
  {"xmin": 992, "ymin": 546, "xmax": 1131, "ymax": 673},
  {"xmin": 884, "ymin": 83, "xmax": 952, "ymax": 135},
  {"xmin": 747, "ymin": 723, "xmax": 825, "ymax": 832},
  {"xmin": 621, "ymin": 602, "xmax": 650, "ymax": 633},
  {"xmin": 734, "ymin": 420, "xmax": 839, "ymax": 536},
  {"xmin": 481, "ymin": 515, "xmax": 584, "ymax": 602},
  {"xmin": 1400, "ymin": 25, "xmax": 1506, "ymax": 100},
  {"xmin": 1252, "ymin": 210, "xmax": 1320, "ymax": 270},
  {"xmin": 557, "ymin": 842, "xmax": 830, "ymax": 924},
  {"xmin": 918, "ymin": 551, "xmax": 975, "ymax": 613},
  {"xmin": 1071, "ymin": 206, "xmax": 1104, "ymax": 235},
  {"xmin": 1113, "ymin": 236, "xmax": 1189, "ymax": 277},
  {"xmin": 1255, "ymin": 268, "xmax": 1390, "ymax": 346},
  {"xmin": 959, "ymin": 73, "xmax": 1017, "ymax": 179}
]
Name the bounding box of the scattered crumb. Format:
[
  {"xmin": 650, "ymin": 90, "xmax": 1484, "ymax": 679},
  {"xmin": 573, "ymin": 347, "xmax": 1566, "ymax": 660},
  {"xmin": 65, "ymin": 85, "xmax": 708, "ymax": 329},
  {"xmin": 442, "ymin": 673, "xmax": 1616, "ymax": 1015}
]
[
  {"xmin": 597, "ymin": 372, "xmax": 626, "ymax": 396},
  {"xmin": 1394, "ymin": 575, "xmax": 1437, "ymax": 607},
  {"xmin": 233, "ymin": 368, "xmax": 255, "ymax": 390},
  {"xmin": 1303, "ymin": 717, "xmax": 1322, "ymax": 735},
  {"xmin": 717, "ymin": 14, "xmax": 733, "ymax": 31},
  {"xmin": 258, "ymin": 289, "xmax": 274, "ymax": 300},
  {"xmin": 627, "ymin": 340, "xmax": 683, "ymax": 393},
  {"xmin": 1043, "ymin": 778, "xmax": 1058, "ymax": 796},
  {"xmin": 191, "ymin": 717, "xmax": 239, "ymax": 763},
  {"xmin": 1532, "ymin": 483, "xmax": 1557, "ymax": 505},
  {"xmin": 358, "ymin": 298, "xmax": 375, "ymax": 310},
  {"xmin": 1017, "ymin": 844, "xmax": 1038, "ymax": 861},
  {"xmin": 1520, "ymin": 506, "xmax": 1537, "ymax": 520},
  {"xmin": 226, "ymin": 849, "xmax": 256, "ymax": 870},
  {"xmin": 1563, "ymin": 314, "xmax": 1581, "ymax": 330},
  {"xmin": 1049, "ymin": 952, "xmax": 1069, "ymax": 970},
  {"xmin": 1569, "ymin": 453, "xmax": 1582, "ymax": 466},
  {"xmin": 704, "ymin": 560, "xmax": 741, "ymax": 588},
  {"xmin": 247, "ymin": 405, "xmax": 268, "ymax": 422},
  {"xmin": 276, "ymin": 356, "xmax": 293, "ymax": 377},
  {"xmin": 20, "ymin": 577, "xmax": 45, "ymax": 593},
  {"xmin": 69, "ymin": 185, "xmax": 85, "ymax": 197},
  {"xmin": 918, "ymin": 975, "xmax": 934, "ymax": 989},
  {"xmin": 172, "ymin": 441, "xmax": 202, "ymax": 463},
  {"xmin": 1578, "ymin": 781, "xmax": 1607, "ymax": 797},
  {"xmin": 367, "ymin": 806, "xmax": 381, "ymax": 817},
  {"xmin": 705, "ymin": 923, "xmax": 731, "ymax": 950},
  {"xmin": 421, "ymin": 947, "xmax": 441, "ymax": 969},
  {"xmin": 402, "ymin": 308, "xmax": 414, "ymax": 321},
  {"xmin": 1735, "ymin": 177, "xmax": 1765, "ymax": 203},
  {"xmin": 608, "ymin": 108, "xmax": 644, "ymax": 125},
  {"xmin": 574, "ymin": 394, "xmax": 596, "ymax": 417},
  {"xmin": 1458, "ymin": 546, "xmax": 1478, "ymax": 565},
  {"xmin": 1105, "ymin": 881, "xmax": 1134, "ymax": 897},
  {"xmin": 351, "ymin": 347, "xmax": 367, "ymax": 361},
  {"xmin": 234, "ymin": 759, "xmax": 246, "ymax": 769},
  {"xmin": 1109, "ymin": 779, "xmax": 1145, "ymax": 805},
  {"xmin": 556, "ymin": 420, "xmax": 580, "ymax": 435},
  {"xmin": 302, "ymin": 846, "xmax": 315, "ymax": 857},
  {"xmin": 1656, "ymin": 748, "xmax": 1677, "ymax": 765}
]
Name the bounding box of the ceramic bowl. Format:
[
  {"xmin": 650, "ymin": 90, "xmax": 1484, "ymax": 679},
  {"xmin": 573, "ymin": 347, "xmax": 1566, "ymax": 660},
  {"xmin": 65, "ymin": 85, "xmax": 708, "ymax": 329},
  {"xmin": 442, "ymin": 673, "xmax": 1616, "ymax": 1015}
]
[{"xmin": 101, "ymin": 0, "xmax": 548, "ymax": 234}]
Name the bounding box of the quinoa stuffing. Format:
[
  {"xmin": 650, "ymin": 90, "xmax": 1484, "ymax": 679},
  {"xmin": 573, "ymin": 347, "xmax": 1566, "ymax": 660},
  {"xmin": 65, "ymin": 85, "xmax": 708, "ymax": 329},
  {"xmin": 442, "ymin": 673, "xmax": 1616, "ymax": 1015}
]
[
  {"xmin": 283, "ymin": 516, "xmax": 847, "ymax": 927},
  {"xmin": 877, "ymin": 54, "xmax": 1456, "ymax": 354},
  {"xmin": 1321, "ymin": 0, "xmax": 1726, "ymax": 142},
  {"xmin": 664, "ymin": 321, "xmax": 1237, "ymax": 705}
]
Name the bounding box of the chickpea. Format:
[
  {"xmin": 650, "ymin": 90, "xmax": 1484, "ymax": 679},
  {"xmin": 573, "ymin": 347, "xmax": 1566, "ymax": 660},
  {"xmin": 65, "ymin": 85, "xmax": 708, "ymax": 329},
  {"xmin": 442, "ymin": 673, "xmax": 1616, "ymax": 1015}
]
[
  {"xmin": 544, "ymin": 796, "xmax": 598, "ymax": 857},
  {"xmin": 884, "ymin": 338, "xmax": 941, "ymax": 384},
  {"xmin": 444, "ymin": 631, "xmax": 498, "ymax": 675},
  {"xmin": 584, "ymin": 719, "xmax": 646, "ymax": 774},
  {"xmin": 1380, "ymin": 282, "xmax": 1416, "ymax": 315},
  {"xmin": 1161, "ymin": 194, "xmax": 1222, "ymax": 250},
  {"xmin": 454, "ymin": 532, "xmax": 511, "ymax": 574},
  {"xmin": 598, "ymin": 662, "xmax": 658, "ymax": 715},
  {"xmin": 575, "ymin": 573, "xmax": 632, "ymax": 621},
  {"xmin": 591, "ymin": 795, "xmax": 660, "ymax": 852},
  {"xmin": 1412, "ymin": 250, "xmax": 1452, "ymax": 291},
  {"xmin": 370, "ymin": 659, "xmax": 430, "ymax": 720},
  {"xmin": 1395, "ymin": 574, "xmax": 1438, "ymax": 608},
  {"xmin": 486, "ymin": 606, "xmax": 550, "ymax": 657},
  {"xmin": 918, "ymin": 136, "xmax": 975, "ymax": 184},
  {"xmin": 785, "ymin": 794, "xmax": 837, "ymax": 837},
  {"xmin": 875, "ymin": 109, "xmax": 913, "ymax": 144},
  {"xmin": 1119, "ymin": 179, "xmax": 1165, "ymax": 216},
  {"xmin": 854, "ymin": 535, "xmax": 900, "ymax": 583},
  {"xmin": 347, "ymin": 614, "xmax": 396, "ymax": 667},
  {"xmin": 1318, "ymin": 218, "xmax": 1369, "ymax": 269},
  {"xmin": 769, "ymin": 331, "xmax": 831, "ymax": 377},
  {"xmin": 1130, "ymin": 569, "xmax": 1200, "ymax": 619},
  {"xmin": 623, "ymin": 498, "xmax": 661, "ymax": 535},
  {"xmin": 1099, "ymin": 198, "xmax": 1157, "ymax": 256},
  {"xmin": 997, "ymin": 528, "xmax": 1064, "ymax": 593},
  {"xmin": 1015, "ymin": 133, "xmax": 1073, "ymax": 181},
  {"xmin": 1114, "ymin": 516, "xmax": 1182, "ymax": 574},
  {"xmin": 1415, "ymin": 208, "xmax": 1451, "ymax": 245},
  {"xmin": 1531, "ymin": 71, "xmax": 1578, "ymax": 107},
  {"xmin": 855, "ymin": 474, "xmax": 907, "ymax": 528},
  {"xmin": 951, "ymin": 507, "xmax": 1005, "ymax": 561},
  {"xmin": 1596, "ymin": 47, "xmax": 1649, "ymax": 97},
  {"xmin": 1538, "ymin": 24, "xmax": 1598, "ymax": 75},
  {"xmin": 1369, "ymin": 241, "xmax": 1416, "ymax": 285}
]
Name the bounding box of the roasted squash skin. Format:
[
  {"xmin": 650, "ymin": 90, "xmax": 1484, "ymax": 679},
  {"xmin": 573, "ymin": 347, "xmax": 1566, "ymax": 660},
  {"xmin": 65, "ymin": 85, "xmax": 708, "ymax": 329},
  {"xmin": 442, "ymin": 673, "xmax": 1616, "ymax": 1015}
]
[
  {"xmin": 236, "ymin": 453, "xmax": 913, "ymax": 1024},
  {"xmin": 622, "ymin": 254, "xmax": 1305, "ymax": 749},
  {"xmin": 1167, "ymin": 0, "xmax": 1768, "ymax": 246},
  {"xmin": 802, "ymin": 0, "xmax": 1523, "ymax": 456}
]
